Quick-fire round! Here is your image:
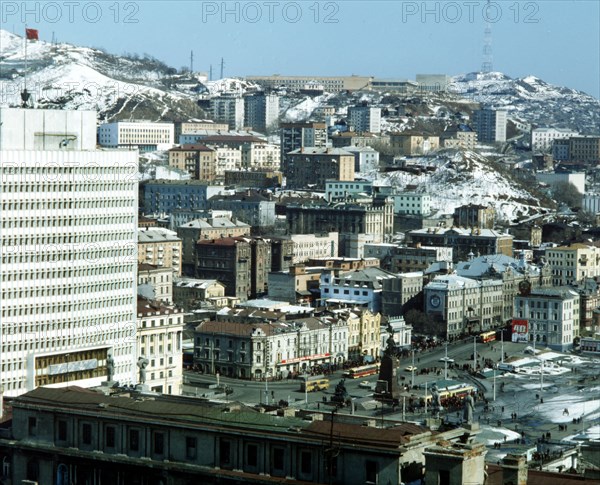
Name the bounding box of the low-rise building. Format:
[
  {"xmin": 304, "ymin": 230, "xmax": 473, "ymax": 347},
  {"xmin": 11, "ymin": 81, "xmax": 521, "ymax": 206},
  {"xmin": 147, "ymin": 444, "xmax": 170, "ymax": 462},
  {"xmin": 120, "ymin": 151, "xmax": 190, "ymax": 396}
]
[
  {"xmin": 407, "ymin": 227, "xmax": 513, "ymax": 262},
  {"xmin": 514, "ymin": 287, "xmax": 579, "ymax": 351},
  {"xmin": 569, "ymin": 135, "xmax": 600, "ymax": 164},
  {"xmin": 173, "ymin": 278, "xmax": 226, "ymax": 309},
  {"xmin": 392, "ymin": 192, "xmax": 432, "ymax": 216},
  {"xmin": 535, "ymin": 172, "xmax": 585, "ymax": 195},
  {"xmin": 325, "ymin": 180, "xmax": 373, "ymax": 201},
  {"xmin": 342, "ymin": 146, "xmax": 380, "ymax": 172},
  {"xmin": 194, "ymin": 316, "xmax": 348, "ymax": 378},
  {"xmin": 168, "ymin": 144, "xmax": 217, "ymax": 181},
  {"xmin": 268, "ymin": 265, "xmax": 323, "ymax": 304},
  {"xmin": 531, "ymin": 127, "xmax": 578, "ymax": 153},
  {"xmin": 210, "ymin": 190, "xmax": 277, "ymax": 228},
  {"xmin": 320, "ymin": 267, "xmax": 400, "ymax": 313},
  {"xmin": 365, "ymin": 244, "xmax": 453, "ymax": 274},
  {"xmin": 137, "ymin": 297, "xmax": 184, "ymax": 394},
  {"xmin": 138, "ymin": 228, "xmax": 183, "ymax": 276},
  {"xmin": 453, "ymin": 203, "xmax": 495, "ymax": 229},
  {"xmin": 441, "ymin": 124, "xmax": 477, "ymax": 150},
  {"xmin": 389, "ymin": 132, "xmax": 440, "ymax": 156},
  {"xmin": 97, "ymin": 120, "xmax": 174, "ymax": 152}
]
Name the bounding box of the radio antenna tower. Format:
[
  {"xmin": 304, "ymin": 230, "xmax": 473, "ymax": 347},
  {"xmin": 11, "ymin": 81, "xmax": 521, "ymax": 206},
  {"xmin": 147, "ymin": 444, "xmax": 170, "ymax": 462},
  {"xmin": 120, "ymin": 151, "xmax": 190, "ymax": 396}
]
[
  {"xmin": 220, "ymin": 57, "xmax": 225, "ymax": 79},
  {"xmin": 190, "ymin": 50, "xmax": 194, "ymax": 73},
  {"xmin": 481, "ymin": 0, "xmax": 494, "ymax": 73}
]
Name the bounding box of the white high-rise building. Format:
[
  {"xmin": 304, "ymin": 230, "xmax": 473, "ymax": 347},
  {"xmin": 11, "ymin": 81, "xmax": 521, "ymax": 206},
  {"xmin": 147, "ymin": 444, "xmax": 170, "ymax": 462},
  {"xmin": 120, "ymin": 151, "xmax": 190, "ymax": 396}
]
[
  {"xmin": 347, "ymin": 105, "xmax": 381, "ymax": 134},
  {"xmin": 0, "ymin": 108, "xmax": 138, "ymax": 397}
]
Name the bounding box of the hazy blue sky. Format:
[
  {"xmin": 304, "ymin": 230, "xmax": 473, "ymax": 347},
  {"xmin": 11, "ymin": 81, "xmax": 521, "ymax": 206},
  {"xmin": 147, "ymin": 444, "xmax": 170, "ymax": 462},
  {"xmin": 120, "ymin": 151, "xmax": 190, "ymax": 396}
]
[{"xmin": 3, "ymin": 1, "xmax": 599, "ymax": 97}]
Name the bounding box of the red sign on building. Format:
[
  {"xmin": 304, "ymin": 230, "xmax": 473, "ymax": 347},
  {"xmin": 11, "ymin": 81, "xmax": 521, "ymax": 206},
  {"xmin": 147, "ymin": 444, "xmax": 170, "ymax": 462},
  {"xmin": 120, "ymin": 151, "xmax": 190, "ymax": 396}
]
[{"xmin": 511, "ymin": 319, "xmax": 528, "ymax": 342}]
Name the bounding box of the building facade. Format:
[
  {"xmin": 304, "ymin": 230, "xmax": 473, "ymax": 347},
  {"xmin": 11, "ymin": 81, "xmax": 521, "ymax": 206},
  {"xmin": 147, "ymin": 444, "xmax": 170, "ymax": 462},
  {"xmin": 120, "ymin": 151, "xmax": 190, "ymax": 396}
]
[
  {"xmin": 280, "ymin": 122, "xmax": 328, "ymax": 165},
  {"xmin": 473, "ymin": 109, "xmax": 507, "ymax": 143},
  {"xmin": 209, "ymin": 190, "xmax": 277, "ymax": 228},
  {"xmin": 389, "ymin": 133, "xmax": 440, "ymax": 156},
  {"xmin": 284, "ymin": 147, "xmax": 354, "ymax": 190},
  {"xmin": 347, "ymin": 105, "xmax": 381, "ymax": 133},
  {"xmin": 531, "ymin": 127, "xmax": 578, "ymax": 153},
  {"xmin": 243, "ymin": 92, "xmax": 279, "ymax": 132},
  {"xmin": 0, "ymin": 108, "xmax": 138, "ymax": 396},
  {"xmin": 247, "ymin": 74, "xmax": 372, "ymax": 92},
  {"xmin": 453, "ymin": 204, "xmax": 495, "ymax": 229},
  {"xmin": 97, "ymin": 120, "xmax": 174, "ymax": 152},
  {"xmin": 210, "ymin": 94, "xmax": 245, "ymax": 130},
  {"xmin": 137, "ymin": 298, "xmax": 184, "ymax": 394},
  {"xmin": 138, "ymin": 228, "xmax": 183, "ymax": 276},
  {"xmin": 141, "ymin": 180, "xmax": 222, "ymax": 215},
  {"xmin": 168, "ymin": 144, "xmax": 216, "ymax": 181},
  {"xmin": 514, "ymin": 288, "xmax": 579, "ymax": 351},
  {"xmin": 546, "ymin": 243, "xmax": 600, "ymax": 286},
  {"xmin": 137, "ymin": 263, "xmax": 174, "ymax": 304}
]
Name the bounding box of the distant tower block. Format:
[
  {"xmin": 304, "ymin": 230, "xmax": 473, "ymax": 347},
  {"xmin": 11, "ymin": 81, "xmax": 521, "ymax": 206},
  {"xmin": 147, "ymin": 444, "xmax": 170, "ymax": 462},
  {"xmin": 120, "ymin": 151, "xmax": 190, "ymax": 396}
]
[{"xmin": 481, "ymin": 1, "xmax": 494, "ymax": 73}]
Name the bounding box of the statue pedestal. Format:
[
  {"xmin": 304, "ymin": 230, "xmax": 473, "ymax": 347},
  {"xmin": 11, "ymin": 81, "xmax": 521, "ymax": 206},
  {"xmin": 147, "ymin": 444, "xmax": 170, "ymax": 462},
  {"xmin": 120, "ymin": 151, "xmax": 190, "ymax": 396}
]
[
  {"xmin": 463, "ymin": 422, "xmax": 480, "ymax": 433},
  {"xmin": 426, "ymin": 417, "xmax": 442, "ymax": 430},
  {"xmin": 135, "ymin": 384, "xmax": 150, "ymax": 392}
]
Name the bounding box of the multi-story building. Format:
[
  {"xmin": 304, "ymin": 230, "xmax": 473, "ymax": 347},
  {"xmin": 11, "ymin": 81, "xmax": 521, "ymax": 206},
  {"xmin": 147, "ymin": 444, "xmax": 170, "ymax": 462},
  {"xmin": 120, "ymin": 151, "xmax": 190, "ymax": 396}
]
[
  {"xmin": 331, "ymin": 308, "xmax": 382, "ymax": 361},
  {"xmin": 531, "ymin": 127, "xmax": 578, "ymax": 153},
  {"xmin": 389, "ymin": 132, "xmax": 440, "ymax": 156},
  {"xmin": 289, "ymin": 232, "xmax": 339, "ymax": 263},
  {"xmin": 455, "ymin": 253, "xmax": 552, "ymax": 324},
  {"xmin": 246, "ymin": 74, "xmax": 372, "ymax": 92},
  {"xmin": 347, "ymin": 105, "xmax": 381, "ymax": 133},
  {"xmin": 195, "ymin": 237, "xmax": 271, "ymax": 300},
  {"xmin": 0, "ymin": 108, "xmax": 138, "ymax": 396},
  {"xmin": 177, "ymin": 216, "xmax": 251, "ymax": 271},
  {"xmin": 141, "ymin": 180, "xmax": 222, "ymax": 215},
  {"xmin": 173, "ymin": 121, "xmax": 229, "ymax": 141},
  {"xmin": 209, "ymin": 190, "xmax": 277, "ymax": 228},
  {"xmin": 552, "ymin": 138, "xmax": 571, "ymax": 161},
  {"xmin": 243, "ymin": 92, "xmax": 279, "ymax": 132},
  {"xmin": 472, "ymin": 109, "xmax": 507, "ymax": 143},
  {"xmin": 546, "ymin": 243, "xmax": 600, "ymax": 286},
  {"xmin": 514, "ymin": 288, "xmax": 579, "ymax": 351},
  {"xmin": 365, "ymin": 244, "xmax": 453, "ymax": 274},
  {"xmin": 535, "ymin": 172, "xmax": 585, "ymax": 195},
  {"xmin": 137, "ymin": 263, "xmax": 174, "ymax": 304},
  {"xmin": 97, "ymin": 120, "xmax": 174, "ymax": 152},
  {"xmin": 268, "ymin": 265, "xmax": 323, "ymax": 304},
  {"xmin": 280, "ymin": 121, "xmax": 328, "ymax": 164},
  {"xmin": 407, "ymin": 227, "xmax": 513, "ymax": 262},
  {"xmin": 284, "ymin": 147, "xmax": 355, "ymax": 190},
  {"xmin": 2, "ymin": 385, "xmax": 475, "ymax": 485},
  {"xmin": 240, "ymin": 141, "xmax": 280, "ymax": 171},
  {"xmin": 138, "ymin": 228, "xmax": 182, "ymax": 276},
  {"xmin": 415, "ymin": 74, "xmax": 451, "ymax": 92},
  {"xmin": 424, "ymin": 275, "xmax": 504, "ymax": 338},
  {"xmin": 224, "ymin": 169, "xmax": 282, "ymax": 189},
  {"xmin": 173, "ymin": 278, "xmax": 226, "ymax": 309},
  {"xmin": 342, "ymin": 146, "xmax": 380, "ymax": 172},
  {"xmin": 325, "ymin": 180, "xmax": 373, "ymax": 201},
  {"xmin": 209, "ymin": 94, "xmax": 245, "ymax": 130},
  {"xmin": 441, "ymin": 124, "xmax": 477, "ymax": 150},
  {"xmin": 320, "ymin": 267, "xmax": 400, "ymax": 313},
  {"xmin": 330, "ymin": 131, "xmax": 381, "ymax": 148},
  {"xmin": 393, "ymin": 192, "xmax": 432, "ymax": 216},
  {"xmin": 286, "ymin": 198, "xmax": 394, "ymax": 256},
  {"xmin": 569, "ymin": 135, "xmax": 600, "ymax": 164},
  {"xmin": 168, "ymin": 144, "xmax": 216, "ymax": 181},
  {"xmin": 385, "ymin": 315, "xmax": 413, "ymax": 350},
  {"xmin": 136, "ymin": 297, "xmax": 184, "ymax": 394},
  {"xmin": 195, "ymin": 315, "xmax": 348, "ymax": 378},
  {"xmin": 381, "ymin": 272, "xmax": 424, "ymax": 317},
  {"xmin": 453, "ymin": 203, "xmax": 495, "ymax": 229},
  {"xmin": 270, "ymin": 237, "xmax": 295, "ymax": 272}
]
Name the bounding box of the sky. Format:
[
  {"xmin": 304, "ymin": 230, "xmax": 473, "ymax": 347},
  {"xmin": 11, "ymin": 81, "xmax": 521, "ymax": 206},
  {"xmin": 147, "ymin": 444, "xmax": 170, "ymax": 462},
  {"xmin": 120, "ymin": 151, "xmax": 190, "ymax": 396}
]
[{"xmin": 1, "ymin": 0, "xmax": 599, "ymax": 98}]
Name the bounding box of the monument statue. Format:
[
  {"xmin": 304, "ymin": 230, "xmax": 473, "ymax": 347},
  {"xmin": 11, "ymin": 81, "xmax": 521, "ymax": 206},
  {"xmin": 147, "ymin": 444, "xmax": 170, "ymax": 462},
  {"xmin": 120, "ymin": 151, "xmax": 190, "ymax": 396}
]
[
  {"xmin": 137, "ymin": 356, "xmax": 149, "ymax": 385},
  {"xmin": 463, "ymin": 393, "xmax": 475, "ymax": 424},
  {"xmin": 331, "ymin": 378, "xmax": 349, "ymax": 407},
  {"xmin": 431, "ymin": 384, "xmax": 443, "ymax": 419},
  {"xmin": 106, "ymin": 354, "xmax": 115, "ymax": 382}
]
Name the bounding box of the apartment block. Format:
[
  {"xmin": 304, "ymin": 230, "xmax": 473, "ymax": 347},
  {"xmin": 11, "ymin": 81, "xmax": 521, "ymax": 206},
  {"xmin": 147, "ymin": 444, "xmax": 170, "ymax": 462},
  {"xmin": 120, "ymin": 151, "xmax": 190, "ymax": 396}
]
[
  {"xmin": 280, "ymin": 121, "xmax": 328, "ymax": 164},
  {"xmin": 381, "ymin": 272, "xmax": 424, "ymax": 317},
  {"xmin": 168, "ymin": 144, "xmax": 216, "ymax": 181},
  {"xmin": 209, "ymin": 94, "xmax": 245, "ymax": 130},
  {"xmin": 389, "ymin": 132, "xmax": 440, "ymax": 156},
  {"xmin": 243, "ymin": 92, "xmax": 280, "ymax": 132},
  {"xmin": 473, "ymin": 109, "xmax": 507, "ymax": 143},
  {"xmin": 546, "ymin": 243, "xmax": 600, "ymax": 286},
  {"xmin": 138, "ymin": 228, "xmax": 182, "ymax": 276},
  {"xmin": 441, "ymin": 124, "xmax": 477, "ymax": 150},
  {"xmin": 531, "ymin": 127, "xmax": 578, "ymax": 152},
  {"xmin": 141, "ymin": 180, "xmax": 222, "ymax": 215},
  {"xmin": 347, "ymin": 105, "xmax": 381, "ymax": 133},
  {"xmin": 569, "ymin": 135, "xmax": 600, "ymax": 164},
  {"xmin": 137, "ymin": 263, "xmax": 174, "ymax": 304},
  {"xmin": 453, "ymin": 203, "xmax": 495, "ymax": 229},
  {"xmin": 284, "ymin": 147, "xmax": 355, "ymax": 190}
]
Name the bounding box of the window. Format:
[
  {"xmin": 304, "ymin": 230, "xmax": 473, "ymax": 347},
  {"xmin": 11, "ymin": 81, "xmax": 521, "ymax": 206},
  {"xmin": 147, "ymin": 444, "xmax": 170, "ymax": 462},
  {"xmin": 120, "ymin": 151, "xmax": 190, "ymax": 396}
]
[
  {"xmin": 186, "ymin": 436, "xmax": 197, "ymax": 459},
  {"xmin": 366, "ymin": 460, "xmax": 378, "ymax": 483},
  {"xmin": 438, "ymin": 469, "xmax": 450, "ymax": 485},
  {"xmin": 300, "ymin": 451, "xmax": 312, "ymax": 475},
  {"xmin": 82, "ymin": 423, "xmax": 92, "ymax": 445},
  {"xmin": 129, "ymin": 429, "xmax": 140, "ymax": 451},
  {"xmin": 220, "ymin": 440, "xmax": 232, "ymax": 467},
  {"xmin": 106, "ymin": 426, "xmax": 116, "ymax": 448},
  {"xmin": 28, "ymin": 417, "xmax": 37, "ymax": 436},
  {"xmin": 246, "ymin": 443, "xmax": 258, "ymax": 467},
  {"xmin": 273, "ymin": 448, "xmax": 285, "ymax": 471},
  {"xmin": 154, "ymin": 432, "xmax": 165, "ymax": 455},
  {"xmin": 57, "ymin": 420, "xmax": 67, "ymax": 441}
]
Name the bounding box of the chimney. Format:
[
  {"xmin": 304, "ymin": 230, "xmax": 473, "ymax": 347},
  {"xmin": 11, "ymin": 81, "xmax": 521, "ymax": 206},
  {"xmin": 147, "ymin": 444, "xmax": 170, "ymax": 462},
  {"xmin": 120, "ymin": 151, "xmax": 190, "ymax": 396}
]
[{"xmin": 501, "ymin": 454, "xmax": 528, "ymax": 485}]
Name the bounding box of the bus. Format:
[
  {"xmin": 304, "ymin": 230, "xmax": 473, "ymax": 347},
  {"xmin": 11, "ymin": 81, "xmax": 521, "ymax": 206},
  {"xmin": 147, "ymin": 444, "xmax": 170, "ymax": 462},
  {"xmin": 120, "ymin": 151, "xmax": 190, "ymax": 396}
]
[
  {"xmin": 343, "ymin": 363, "xmax": 380, "ymax": 379},
  {"xmin": 300, "ymin": 377, "xmax": 330, "ymax": 392},
  {"xmin": 478, "ymin": 331, "xmax": 496, "ymax": 343}
]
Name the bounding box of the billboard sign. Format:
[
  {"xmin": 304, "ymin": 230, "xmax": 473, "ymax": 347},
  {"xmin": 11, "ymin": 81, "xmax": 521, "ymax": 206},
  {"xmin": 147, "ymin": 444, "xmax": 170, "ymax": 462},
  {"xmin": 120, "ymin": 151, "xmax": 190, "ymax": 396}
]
[{"xmin": 511, "ymin": 319, "xmax": 528, "ymax": 342}]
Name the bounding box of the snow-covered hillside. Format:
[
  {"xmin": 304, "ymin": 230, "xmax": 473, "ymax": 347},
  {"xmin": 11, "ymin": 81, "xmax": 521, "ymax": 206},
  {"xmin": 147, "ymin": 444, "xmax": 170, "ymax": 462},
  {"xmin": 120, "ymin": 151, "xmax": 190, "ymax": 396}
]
[
  {"xmin": 0, "ymin": 30, "xmax": 205, "ymax": 121},
  {"xmin": 363, "ymin": 150, "xmax": 553, "ymax": 223}
]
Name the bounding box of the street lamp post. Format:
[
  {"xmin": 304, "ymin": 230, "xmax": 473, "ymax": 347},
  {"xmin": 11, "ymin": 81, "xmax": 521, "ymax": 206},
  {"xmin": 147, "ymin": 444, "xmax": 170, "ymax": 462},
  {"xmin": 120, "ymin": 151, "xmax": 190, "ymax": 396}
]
[
  {"xmin": 473, "ymin": 337, "xmax": 477, "ymax": 371},
  {"xmin": 444, "ymin": 343, "xmax": 448, "ymax": 380},
  {"xmin": 411, "ymin": 350, "xmax": 415, "ymax": 388}
]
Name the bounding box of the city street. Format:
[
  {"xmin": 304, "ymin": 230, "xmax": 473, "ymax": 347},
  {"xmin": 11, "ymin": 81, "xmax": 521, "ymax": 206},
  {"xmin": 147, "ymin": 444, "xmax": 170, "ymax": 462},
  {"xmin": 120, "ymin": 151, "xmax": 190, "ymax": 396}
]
[{"xmin": 183, "ymin": 337, "xmax": 600, "ymax": 460}]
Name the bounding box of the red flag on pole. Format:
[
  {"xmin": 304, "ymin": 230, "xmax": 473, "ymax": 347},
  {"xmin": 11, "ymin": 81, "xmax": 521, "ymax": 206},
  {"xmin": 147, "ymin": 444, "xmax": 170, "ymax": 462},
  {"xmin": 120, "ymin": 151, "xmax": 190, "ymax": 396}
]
[{"xmin": 26, "ymin": 29, "xmax": 39, "ymax": 41}]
